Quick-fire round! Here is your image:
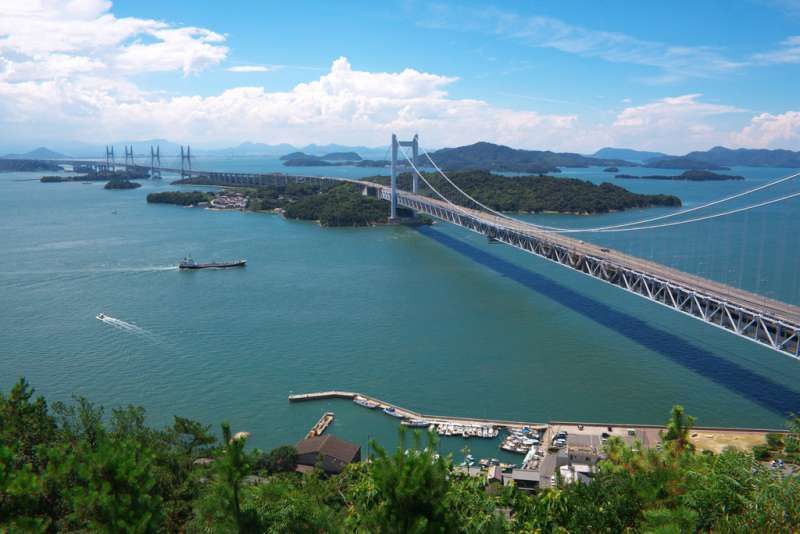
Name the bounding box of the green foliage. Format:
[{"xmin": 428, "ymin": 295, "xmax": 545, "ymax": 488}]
[
  {"xmin": 765, "ymin": 432, "xmax": 785, "ymax": 450},
  {"xmin": 662, "ymin": 404, "xmax": 695, "ymax": 455},
  {"xmin": 752, "ymin": 444, "xmax": 770, "ymax": 460},
  {"xmin": 283, "ymin": 183, "xmax": 389, "ymax": 226},
  {"xmin": 147, "ymin": 190, "xmax": 214, "ymax": 205},
  {"xmin": 372, "ymin": 169, "xmax": 681, "ymax": 214},
  {"xmin": 58, "ymin": 438, "xmax": 163, "ymax": 532},
  {"xmin": 256, "ymin": 445, "xmax": 297, "ymax": 474},
  {"xmin": 3, "ymin": 382, "xmax": 800, "ymax": 533}
]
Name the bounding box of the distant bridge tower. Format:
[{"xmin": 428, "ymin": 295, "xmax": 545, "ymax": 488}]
[
  {"xmin": 105, "ymin": 145, "xmax": 115, "ymax": 174},
  {"xmin": 150, "ymin": 146, "xmax": 162, "ymax": 179},
  {"xmin": 124, "ymin": 145, "xmax": 134, "ymax": 168},
  {"xmin": 390, "ymin": 133, "xmax": 419, "ymax": 220},
  {"xmin": 180, "ymin": 145, "xmax": 192, "ymax": 178}
]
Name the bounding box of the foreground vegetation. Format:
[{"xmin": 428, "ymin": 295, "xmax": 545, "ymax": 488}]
[
  {"xmin": 2, "ymin": 379, "xmax": 799, "ymax": 532},
  {"xmin": 373, "ymin": 170, "xmax": 681, "ymax": 214}
]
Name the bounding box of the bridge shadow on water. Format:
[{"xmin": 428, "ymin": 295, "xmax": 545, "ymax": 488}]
[{"xmin": 416, "ymin": 225, "xmax": 800, "ymax": 417}]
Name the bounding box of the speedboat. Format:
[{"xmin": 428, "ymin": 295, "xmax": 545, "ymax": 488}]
[
  {"xmin": 382, "ymin": 407, "xmax": 404, "ymax": 418},
  {"xmin": 96, "ymin": 313, "xmax": 106, "ymax": 320}
]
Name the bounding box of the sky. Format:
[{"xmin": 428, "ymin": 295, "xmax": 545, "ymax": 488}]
[{"xmin": 1, "ymin": 0, "xmax": 800, "ymax": 154}]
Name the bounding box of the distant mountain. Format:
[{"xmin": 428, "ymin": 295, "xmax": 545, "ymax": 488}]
[
  {"xmin": 683, "ymin": 146, "xmax": 800, "ymax": 168},
  {"xmin": 593, "ymin": 147, "xmax": 670, "ymax": 162},
  {"xmin": 426, "ymin": 142, "xmax": 635, "ymax": 174},
  {"xmin": 3, "ymin": 147, "xmax": 70, "ymax": 159},
  {"xmin": 643, "ymin": 156, "xmax": 728, "ymax": 170}
]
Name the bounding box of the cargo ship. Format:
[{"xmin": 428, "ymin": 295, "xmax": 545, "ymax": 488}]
[{"xmin": 179, "ymin": 256, "xmax": 246, "ymax": 269}]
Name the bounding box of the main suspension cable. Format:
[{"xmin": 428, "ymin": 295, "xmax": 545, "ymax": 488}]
[{"xmin": 422, "ymin": 148, "xmax": 800, "ymax": 234}]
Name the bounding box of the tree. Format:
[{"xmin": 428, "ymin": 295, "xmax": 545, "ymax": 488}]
[
  {"xmin": 0, "ymin": 377, "xmax": 56, "ymax": 468},
  {"xmin": 256, "ymin": 445, "xmax": 297, "ymax": 474},
  {"xmin": 663, "ymin": 405, "xmax": 695, "ymax": 455},
  {"xmin": 56, "ymin": 438, "xmax": 163, "ymax": 532},
  {"xmin": 349, "ymin": 429, "xmax": 453, "ymax": 533}
]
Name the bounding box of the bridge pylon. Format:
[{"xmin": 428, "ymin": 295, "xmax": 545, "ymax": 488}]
[
  {"xmin": 390, "ymin": 133, "xmax": 419, "ymax": 220},
  {"xmin": 105, "ymin": 145, "xmax": 115, "ymax": 176},
  {"xmin": 150, "ymin": 146, "xmax": 162, "ymax": 179},
  {"xmin": 180, "ymin": 145, "xmax": 192, "ymax": 178},
  {"xmin": 124, "ymin": 145, "xmax": 134, "ymax": 168}
]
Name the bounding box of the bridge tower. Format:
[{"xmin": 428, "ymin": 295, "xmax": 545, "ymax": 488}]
[
  {"xmin": 124, "ymin": 145, "xmax": 134, "ymax": 168},
  {"xmin": 180, "ymin": 145, "xmax": 192, "ymax": 178},
  {"xmin": 390, "ymin": 133, "xmax": 419, "ymax": 220},
  {"xmin": 150, "ymin": 146, "xmax": 162, "ymax": 179},
  {"xmin": 105, "ymin": 145, "xmax": 115, "ymax": 175}
]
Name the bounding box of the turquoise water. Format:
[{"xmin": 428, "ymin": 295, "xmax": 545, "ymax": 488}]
[{"xmin": 1, "ymin": 161, "xmax": 799, "ymax": 462}]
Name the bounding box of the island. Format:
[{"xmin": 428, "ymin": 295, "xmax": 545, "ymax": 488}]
[
  {"xmin": 0, "ymin": 159, "xmax": 62, "ymax": 172},
  {"xmin": 615, "ymin": 170, "xmax": 744, "ymax": 181},
  {"xmin": 40, "ymin": 168, "xmax": 149, "ymax": 183},
  {"xmin": 280, "ymin": 151, "xmax": 387, "ymax": 168},
  {"xmin": 643, "ymin": 156, "xmax": 729, "ymax": 170},
  {"xmin": 423, "ymin": 142, "xmax": 636, "ymax": 174},
  {"xmin": 104, "ymin": 179, "xmax": 141, "ymax": 189},
  {"xmin": 603, "ymin": 167, "xmax": 619, "ymax": 172},
  {"xmin": 684, "ymin": 145, "xmax": 800, "ymax": 168},
  {"xmin": 371, "ymin": 170, "xmax": 681, "ymax": 213},
  {"xmin": 148, "ymin": 183, "xmax": 408, "ymax": 226}
]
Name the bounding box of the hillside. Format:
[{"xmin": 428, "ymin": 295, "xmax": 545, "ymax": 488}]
[
  {"xmin": 372, "ymin": 170, "xmax": 681, "ymax": 213},
  {"xmin": 426, "ymin": 142, "xmax": 635, "ymax": 174},
  {"xmin": 593, "ymin": 147, "xmax": 670, "ymax": 161},
  {"xmin": 643, "ymin": 156, "xmax": 729, "ymax": 170},
  {"xmin": 0, "ymin": 159, "xmax": 62, "ymax": 172},
  {"xmin": 2, "ymin": 147, "xmax": 70, "ymax": 159},
  {"xmin": 683, "ymin": 146, "xmax": 800, "ymax": 168}
]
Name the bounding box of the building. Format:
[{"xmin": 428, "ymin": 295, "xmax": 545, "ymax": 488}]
[{"xmin": 295, "ymin": 434, "xmax": 361, "ymax": 475}]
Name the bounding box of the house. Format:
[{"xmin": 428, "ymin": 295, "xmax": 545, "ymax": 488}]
[{"xmin": 295, "ymin": 434, "xmax": 361, "ymax": 475}]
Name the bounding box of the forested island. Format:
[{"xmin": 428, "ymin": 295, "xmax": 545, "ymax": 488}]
[
  {"xmin": 41, "ymin": 169, "xmax": 149, "ymax": 183},
  {"xmin": 2, "ymin": 378, "xmax": 799, "ymax": 532},
  {"xmin": 643, "ymin": 156, "xmax": 729, "ymax": 170},
  {"xmin": 373, "ymin": 170, "xmax": 681, "ymax": 213},
  {"xmin": 148, "ymin": 183, "xmax": 403, "ymax": 226},
  {"xmin": 424, "ymin": 142, "xmax": 635, "ymax": 174},
  {"xmin": 0, "ymin": 159, "xmax": 61, "ymax": 172},
  {"xmin": 280, "ymin": 151, "xmax": 387, "ymax": 168},
  {"xmin": 147, "ymin": 191, "xmax": 214, "ymax": 205},
  {"xmin": 104, "ymin": 179, "xmax": 141, "ymax": 189},
  {"xmin": 616, "ymin": 170, "xmax": 745, "ymax": 181}
]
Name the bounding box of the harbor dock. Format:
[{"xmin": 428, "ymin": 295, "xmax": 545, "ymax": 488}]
[
  {"xmin": 289, "ymin": 390, "xmax": 548, "ymax": 431},
  {"xmin": 305, "ymin": 411, "xmax": 335, "ymax": 439}
]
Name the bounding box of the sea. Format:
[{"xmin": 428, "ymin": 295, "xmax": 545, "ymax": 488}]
[{"xmin": 2, "ymin": 157, "xmax": 799, "ymax": 463}]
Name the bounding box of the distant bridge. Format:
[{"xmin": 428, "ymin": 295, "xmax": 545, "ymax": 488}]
[{"xmin": 37, "ymin": 139, "xmax": 800, "ymax": 359}]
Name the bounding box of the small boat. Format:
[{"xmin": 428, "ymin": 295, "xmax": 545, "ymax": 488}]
[
  {"xmin": 382, "ymin": 407, "xmax": 404, "ymax": 418},
  {"xmin": 96, "ymin": 313, "xmax": 106, "ymax": 320},
  {"xmin": 179, "ymin": 256, "xmax": 246, "ymax": 270},
  {"xmin": 353, "ymin": 397, "xmax": 379, "ymax": 409},
  {"xmin": 401, "ymin": 419, "xmax": 431, "ymax": 428}
]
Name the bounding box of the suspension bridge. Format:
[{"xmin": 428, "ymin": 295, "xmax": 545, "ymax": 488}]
[{"xmin": 37, "ymin": 137, "xmax": 800, "ymax": 359}]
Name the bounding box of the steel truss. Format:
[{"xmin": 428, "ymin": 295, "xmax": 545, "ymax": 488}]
[{"xmin": 385, "ymin": 189, "xmax": 800, "ymax": 360}]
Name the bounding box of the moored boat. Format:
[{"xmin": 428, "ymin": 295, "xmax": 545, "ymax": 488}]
[
  {"xmin": 382, "ymin": 406, "xmax": 404, "ymax": 418},
  {"xmin": 401, "ymin": 419, "xmax": 431, "ymax": 428},
  {"xmin": 353, "ymin": 396, "xmax": 379, "ymax": 409}
]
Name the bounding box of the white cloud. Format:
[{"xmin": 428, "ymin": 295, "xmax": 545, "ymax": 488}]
[
  {"xmin": 227, "ymin": 65, "xmax": 280, "ymax": 73},
  {"xmin": 417, "ymin": 6, "xmax": 743, "ymax": 82},
  {"xmin": 0, "ymin": 0, "xmax": 228, "ymax": 79},
  {"xmin": 732, "ymin": 111, "xmax": 800, "ymax": 148},
  {"xmin": 607, "ymin": 94, "xmax": 746, "ymax": 152},
  {"xmin": 751, "ymin": 36, "xmax": 800, "ymax": 65}
]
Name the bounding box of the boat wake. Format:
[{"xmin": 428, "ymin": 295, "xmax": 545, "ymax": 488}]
[{"xmin": 96, "ymin": 314, "xmax": 146, "ymax": 334}]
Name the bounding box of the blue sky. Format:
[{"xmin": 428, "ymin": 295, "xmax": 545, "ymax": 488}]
[{"xmin": 1, "ymin": 0, "xmax": 799, "ymax": 153}]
